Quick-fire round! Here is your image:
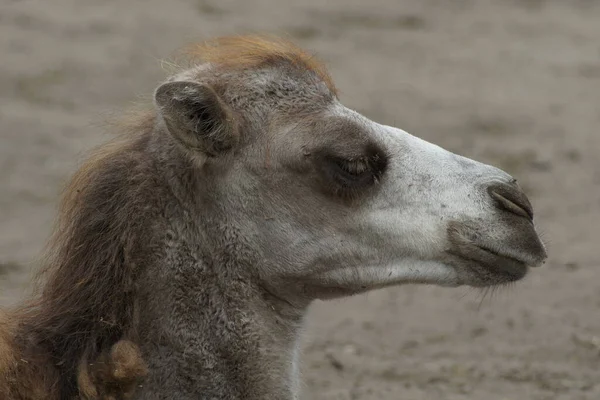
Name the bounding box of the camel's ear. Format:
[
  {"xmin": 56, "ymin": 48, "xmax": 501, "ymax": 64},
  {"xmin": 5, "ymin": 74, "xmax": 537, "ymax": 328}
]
[{"xmin": 154, "ymin": 81, "xmax": 238, "ymax": 157}]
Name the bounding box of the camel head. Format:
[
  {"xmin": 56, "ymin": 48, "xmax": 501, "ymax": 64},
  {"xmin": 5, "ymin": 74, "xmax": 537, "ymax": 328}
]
[{"xmin": 153, "ymin": 36, "xmax": 547, "ymax": 304}]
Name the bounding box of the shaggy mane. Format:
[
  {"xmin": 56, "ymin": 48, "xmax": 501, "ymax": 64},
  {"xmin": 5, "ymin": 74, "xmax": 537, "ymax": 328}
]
[
  {"xmin": 0, "ymin": 108, "xmax": 156, "ymax": 399},
  {"xmin": 181, "ymin": 35, "xmax": 337, "ymax": 95}
]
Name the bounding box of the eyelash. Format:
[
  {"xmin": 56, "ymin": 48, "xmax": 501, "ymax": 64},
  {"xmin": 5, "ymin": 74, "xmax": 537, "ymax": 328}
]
[
  {"xmin": 327, "ymin": 156, "xmax": 379, "ymax": 194},
  {"xmin": 313, "ymin": 146, "xmax": 387, "ymax": 200},
  {"xmin": 335, "ymin": 158, "xmax": 370, "ymax": 175}
]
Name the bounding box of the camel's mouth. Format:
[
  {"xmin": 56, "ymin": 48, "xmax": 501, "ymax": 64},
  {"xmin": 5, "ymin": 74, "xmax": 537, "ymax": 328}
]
[
  {"xmin": 445, "ymin": 220, "xmax": 547, "ymax": 286},
  {"xmin": 447, "ymin": 243, "xmax": 530, "ymax": 283}
]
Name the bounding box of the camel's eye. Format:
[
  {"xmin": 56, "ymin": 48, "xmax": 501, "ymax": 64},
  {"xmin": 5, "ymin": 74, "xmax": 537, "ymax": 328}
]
[
  {"xmin": 331, "ymin": 157, "xmax": 372, "ymax": 181},
  {"xmin": 315, "ymin": 145, "xmax": 388, "ymax": 200},
  {"xmin": 323, "ymin": 155, "xmax": 383, "ymax": 197},
  {"xmin": 336, "ymin": 158, "xmax": 369, "ymax": 175}
]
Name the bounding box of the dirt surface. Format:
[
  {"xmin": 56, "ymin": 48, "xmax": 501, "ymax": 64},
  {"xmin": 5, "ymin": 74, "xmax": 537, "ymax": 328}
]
[{"xmin": 1, "ymin": 0, "xmax": 599, "ymax": 398}]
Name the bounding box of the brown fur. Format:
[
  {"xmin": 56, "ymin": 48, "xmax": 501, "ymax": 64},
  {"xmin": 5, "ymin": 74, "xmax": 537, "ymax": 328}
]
[
  {"xmin": 180, "ymin": 34, "xmax": 337, "ymax": 95},
  {"xmin": 0, "ymin": 109, "xmax": 156, "ymax": 399},
  {"xmin": 0, "ymin": 310, "xmax": 60, "ymax": 399},
  {"xmin": 77, "ymin": 340, "xmax": 148, "ymax": 399}
]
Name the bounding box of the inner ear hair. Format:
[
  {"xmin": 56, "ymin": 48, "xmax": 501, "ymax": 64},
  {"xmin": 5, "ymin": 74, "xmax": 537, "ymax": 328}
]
[{"xmin": 154, "ymin": 81, "xmax": 238, "ymax": 157}]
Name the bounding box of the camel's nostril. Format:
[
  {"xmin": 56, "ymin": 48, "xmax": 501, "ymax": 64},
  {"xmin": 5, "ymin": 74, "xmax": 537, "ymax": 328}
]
[{"xmin": 487, "ymin": 183, "xmax": 534, "ymax": 221}]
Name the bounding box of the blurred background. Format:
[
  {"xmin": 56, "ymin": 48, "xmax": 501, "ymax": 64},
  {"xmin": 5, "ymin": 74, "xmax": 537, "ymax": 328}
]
[{"xmin": 1, "ymin": 0, "xmax": 599, "ymax": 398}]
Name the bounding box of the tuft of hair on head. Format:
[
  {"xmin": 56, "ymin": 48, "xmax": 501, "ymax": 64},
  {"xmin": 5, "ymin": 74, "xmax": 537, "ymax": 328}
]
[{"xmin": 177, "ymin": 34, "xmax": 337, "ymax": 95}]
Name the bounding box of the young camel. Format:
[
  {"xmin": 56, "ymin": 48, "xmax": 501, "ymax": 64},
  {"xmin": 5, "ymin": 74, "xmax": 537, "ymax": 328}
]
[{"xmin": 0, "ymin": 36, "xmax": 547, "ymax": 399}]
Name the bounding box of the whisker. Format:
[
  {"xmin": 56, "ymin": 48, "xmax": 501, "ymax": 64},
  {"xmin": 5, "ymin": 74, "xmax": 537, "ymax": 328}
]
[{"xmin": 477, "ymin": 287, "xmax": 490, "ymax": 311}]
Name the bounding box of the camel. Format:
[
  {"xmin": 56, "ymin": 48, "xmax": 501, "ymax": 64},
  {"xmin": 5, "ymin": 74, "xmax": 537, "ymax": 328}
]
[{"xmin": 0, "ymin": 35, "xmax": 547, "ymax": 399}]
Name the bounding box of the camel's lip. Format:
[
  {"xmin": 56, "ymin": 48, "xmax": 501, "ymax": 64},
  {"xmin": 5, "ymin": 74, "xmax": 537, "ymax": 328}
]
[
  {"xmin": 447, "ymin": 242, "xmax": 530, "ymax": 281},
  {"xmin": 471, "ymin": 244, "xmax": 530, "ymax": 274},
  {"xmin": 446, "ymin": 218, "xmax": 547, "ymax": 285}
]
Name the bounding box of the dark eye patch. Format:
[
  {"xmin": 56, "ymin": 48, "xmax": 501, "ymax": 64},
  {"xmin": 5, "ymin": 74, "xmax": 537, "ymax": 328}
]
[{"xmin": 317, "ymin": 144, "xmax": 388, "ymax": 199}]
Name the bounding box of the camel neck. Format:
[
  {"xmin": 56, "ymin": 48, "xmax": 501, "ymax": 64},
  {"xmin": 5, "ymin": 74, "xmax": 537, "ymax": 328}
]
[{"xmin": 136, "ymin": 258, "xmax": 306, "ymax": 400}]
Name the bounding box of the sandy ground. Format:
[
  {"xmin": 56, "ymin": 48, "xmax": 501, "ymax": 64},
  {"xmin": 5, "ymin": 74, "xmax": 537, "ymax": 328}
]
[{"xmin": 1, "ymin": 0, "xmax": 599, "ymax": 398}]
